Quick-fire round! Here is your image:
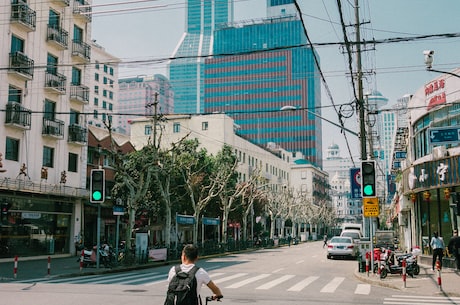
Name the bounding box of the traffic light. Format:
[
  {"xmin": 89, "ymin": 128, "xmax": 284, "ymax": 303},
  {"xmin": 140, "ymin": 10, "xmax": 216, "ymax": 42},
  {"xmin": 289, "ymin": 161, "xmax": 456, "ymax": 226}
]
[
  {"xmin": 90, "ymin": 169, "xmax": 105, "ymax": 203},
  {"xmin": 361, "ymin": 160, "xmax": 376, "ymax": 197}
]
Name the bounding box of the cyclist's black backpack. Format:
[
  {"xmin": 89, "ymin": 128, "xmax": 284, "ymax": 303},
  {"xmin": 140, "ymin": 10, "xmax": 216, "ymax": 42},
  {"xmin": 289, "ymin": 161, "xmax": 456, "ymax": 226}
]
[{"xmin": 164, "ymin": 265, "xmax": 200, "ymax": 305}]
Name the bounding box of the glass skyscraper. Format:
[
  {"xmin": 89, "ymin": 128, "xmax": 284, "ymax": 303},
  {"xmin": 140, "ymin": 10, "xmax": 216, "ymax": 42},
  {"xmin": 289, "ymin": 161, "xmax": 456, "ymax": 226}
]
[
  {"xmin": 169, "ymin": 0, "xmax": 233, "ymax": 114},
  {"xmin": 169, "ymin": 0, "xmax": 322, "ymax": 167}
]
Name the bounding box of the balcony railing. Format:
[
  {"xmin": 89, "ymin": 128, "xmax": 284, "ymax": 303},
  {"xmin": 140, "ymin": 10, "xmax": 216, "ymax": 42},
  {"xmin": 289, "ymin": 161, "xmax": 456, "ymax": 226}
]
[
  {"xmin": 68, "ymin": 124, "xmax": 87, "ymax": 144},
  {"xmin": 71, "ymin": 40, "xmax": 91, "ymax": 61},
  {"xmin": 9, "ymin": 52, "xmax": 34, "ymax": 79},
  {"xmin": 73, "ymin": 0, "xmax": 92, "ymax": 21},
  {"xmin": 42, "ymin": 117, "xmax": 64, "ymax": 138},
  {"xmin": 52, "ymin": 0, "xmax": 70, "ymax": 6},
  {"xmin": 47, "ymin": 25, "xmax": 69, "ymax": 48},
  {"xmin": 11, "ymin": 2, "xmax": 36, "ymax": 31},
  {"xmin": 45, "ymin": 71, "xmax": 66, "ymax": 94},
  {"xmin": 70, "ymin": 84, "xmax": 90, "ymax": 103},
  {"xmin": 5, "ymin": 102, "xmax": 32, "ymax": 129}
]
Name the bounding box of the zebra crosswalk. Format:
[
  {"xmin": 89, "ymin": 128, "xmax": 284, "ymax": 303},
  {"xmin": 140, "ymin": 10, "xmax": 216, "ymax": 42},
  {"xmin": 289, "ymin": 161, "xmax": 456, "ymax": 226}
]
[
  {"xmin": 17, "ymin": 270, "xmax": 371, "ymax": 295},
  {"xmin": 383, "ymin": 295, "xmax": 460, "ymax": 305}
]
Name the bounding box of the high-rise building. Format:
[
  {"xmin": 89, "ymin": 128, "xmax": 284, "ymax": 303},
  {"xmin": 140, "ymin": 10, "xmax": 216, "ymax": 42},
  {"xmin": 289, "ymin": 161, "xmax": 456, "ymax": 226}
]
[
  {"xmin": 118, "ymin": 75, "xmax": 174, "ymax": 135},
  {"xmin": 88, "ymin": 41, "xmax": 120, "ymax": 131},
  {"xmin": 169, "ymin": 0, "xmax": 233, "ymax": 114},
  {"xmin": 169, "ymin": 1, "xmax": 322, "ymax": 165}
]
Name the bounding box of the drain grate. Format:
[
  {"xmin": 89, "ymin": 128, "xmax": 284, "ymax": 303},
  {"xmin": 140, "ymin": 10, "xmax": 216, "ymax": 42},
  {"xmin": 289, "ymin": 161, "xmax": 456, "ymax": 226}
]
[{"xmin": 123, "ymin": 289, "xmax": 148, "ymax": 293}]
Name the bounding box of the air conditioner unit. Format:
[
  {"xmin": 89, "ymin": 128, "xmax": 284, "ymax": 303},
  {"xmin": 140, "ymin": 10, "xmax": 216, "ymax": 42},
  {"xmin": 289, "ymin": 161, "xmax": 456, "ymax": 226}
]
[{"xmin": 433, "ymin": 146, "xmax": 446, "ymax": 159}]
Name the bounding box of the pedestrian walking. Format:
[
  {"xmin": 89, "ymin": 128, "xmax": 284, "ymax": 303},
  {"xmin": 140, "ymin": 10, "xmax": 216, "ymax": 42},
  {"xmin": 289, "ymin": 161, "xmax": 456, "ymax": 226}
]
[
  {"xmin": 430, "ymin": 231, "xmax": 445, "ymax": 270},
  {"xmin": 323, "ymin": 234, "xmax": 328, "ymax": 248},
  {"xmin": 287, "ymin": 234, "xmax": 292, "ymax": 247},
  {"xmin": 447, "ymin": 229, "xmax": 460, "ymax": 270},
  {"xmin": 165, "ymin": 244, "xmax": 223, "ymax": 305}
]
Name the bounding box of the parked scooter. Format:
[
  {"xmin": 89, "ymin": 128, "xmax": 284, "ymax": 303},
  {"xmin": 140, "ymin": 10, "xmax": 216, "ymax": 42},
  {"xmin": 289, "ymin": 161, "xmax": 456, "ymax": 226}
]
[
  {"xmin": 79, "ymin": 244, "xmax": 113, "ymax": 268},
  {"xmin": 377, "ymin": 248, "xmax": 420, "ymax": 279}
]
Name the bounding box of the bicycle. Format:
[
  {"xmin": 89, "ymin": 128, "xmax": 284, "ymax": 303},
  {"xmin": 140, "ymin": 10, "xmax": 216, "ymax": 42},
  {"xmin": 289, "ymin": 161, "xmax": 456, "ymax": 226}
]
[{"xmin": 205, "ymin": 295, "xmax": 223, "ymax": 304}]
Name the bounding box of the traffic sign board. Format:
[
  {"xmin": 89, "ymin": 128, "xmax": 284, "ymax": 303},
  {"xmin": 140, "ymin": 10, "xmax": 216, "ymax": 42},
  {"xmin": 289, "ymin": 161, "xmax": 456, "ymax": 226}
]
[
  {"xmin": 428, "ymin": 127, "xmax": 460, "ymax": 145},
  {"xmin": 363, "ymin": 197, "xmax": 379, "ymax": 217}
]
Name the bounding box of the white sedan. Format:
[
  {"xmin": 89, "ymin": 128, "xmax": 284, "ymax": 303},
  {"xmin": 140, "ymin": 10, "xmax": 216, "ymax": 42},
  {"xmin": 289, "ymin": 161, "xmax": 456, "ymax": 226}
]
[{"xmin": 326, "ymin": 236, "xmax": 358, "ymax": 259}]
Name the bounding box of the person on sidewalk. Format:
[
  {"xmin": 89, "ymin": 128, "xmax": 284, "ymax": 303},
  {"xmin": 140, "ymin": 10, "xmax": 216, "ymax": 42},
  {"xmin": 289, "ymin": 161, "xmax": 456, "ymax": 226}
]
[
  {"xmin": 430, "ymin": 231, "xmax": 445, "ymax": 270},
  {"xmin": 447, "ymin": 229, "xmax": 460, "ymax": 270},
  {"xmin": 323, "ymin": 234, "xmax": 328, "ymax": 248}
]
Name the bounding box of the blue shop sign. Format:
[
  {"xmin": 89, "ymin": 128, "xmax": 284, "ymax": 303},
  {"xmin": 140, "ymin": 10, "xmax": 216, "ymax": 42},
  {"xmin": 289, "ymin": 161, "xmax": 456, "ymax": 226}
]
[
  {"xmin": 176, "ymin": 214, "xmax": 195, "ymax": 225},
  {"xmin": 203, "ymin": 217, "xmax": 220, "ymax": 226}
]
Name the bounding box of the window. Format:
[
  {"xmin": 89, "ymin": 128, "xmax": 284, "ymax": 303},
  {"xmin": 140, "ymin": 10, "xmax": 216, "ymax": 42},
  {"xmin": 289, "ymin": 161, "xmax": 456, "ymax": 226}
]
[
  {"xmin": 43, "ymin": 146, "xmax": 54, "ymax": 168},
  {"xmin": 94, "ymin": 97, "xmax": 98, "ymax": 106},
  {"xmin": 47, "ymin": 53, "xmax": 58, "ymax": 75},
  {"xmin": 11, "ymin": 35, "xmax": 24, "ymax": 53},
  {"xmin": 109, "ymin": 91, "xmax": 113, "ymax": 100},
  {"xmin": 95, "ymin": 73, "xmax": 99, "ymax": 82},
  {"xmin": 145, "ymin": 125, "xmax": 152, "ymax": 135},
  {"xmin": 70, "ymin": 110, "xmax": 80, "ymax": 125},
  {"xmin": 102, "ymin": 113, "xmax": 106, "ymax": 122},
  {"xmin": 173, "ymin": 122, "xmax": 180, "ymax": 133},
  {"xmin": 8, "ymin": 85, "xmax": 22, "ymax": 104},
  {"xmin": 49, "ymin": 9, "xmax": 60, "ymax": 28},
  {"xmin": 44, "ymin": 99, "xmax": 56, "ymax": 120},
  {"xmin": 202, "ymin": 122, "xmax": 208, "ymax": 130},
  {"xmin": 6, "ymin": 137, "xmax": 19, "ymax": 161},
  {"xmin": 71, "ymin": 67, "xmax": 81, "ymax": 85},
  {"xmin": 103, "ymin": 77, "xmax": 107, "ymax": 84},
  {"xmin": 103, "ymin": 65, "xmax": 108, "ymax": 73},
  {"xmin": 103, "ymin": 89, "xmax": 107, "ymax": 97},
  {"xmin": 95, "ymin": 61, "xmax": 100, "ymax": 69},
  {"xmin": 102, "ymin": 101, "xmax": 107, "ymax": 109},
  {"xmin": 73, "ymin": 25, "xmax": 83, "ymax": 42},
  {"xmin": 108, "ymin": 103, "xmax": 113, "ymax": 111},
  {"xmin": 93, "ymin": 110, "xmax": 98, "ymax": 119},
  {"xmin": 109, "ymin": 67, "xmax": 114, "ymax": 75},
  {"xmin": 94, "ymin": 85, "xmax": 99, "ymax": 94},
  {"xmin": 68, "ymin": 153, "xmax": 78, "ymax": 172}
]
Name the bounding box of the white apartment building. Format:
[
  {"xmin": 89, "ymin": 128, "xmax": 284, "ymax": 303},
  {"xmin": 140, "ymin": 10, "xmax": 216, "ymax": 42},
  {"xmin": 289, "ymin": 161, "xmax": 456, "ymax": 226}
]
[
  {"xmin": 87, "ymin": 40, "xmax": 120, "ymax": 131},
  {"xmin": 0, "ymin": 0, "xmax": 93, "ymax": 258},
  {"xmin": 129, "ymin": 113, "xmax": 329, "ymax": 239}
]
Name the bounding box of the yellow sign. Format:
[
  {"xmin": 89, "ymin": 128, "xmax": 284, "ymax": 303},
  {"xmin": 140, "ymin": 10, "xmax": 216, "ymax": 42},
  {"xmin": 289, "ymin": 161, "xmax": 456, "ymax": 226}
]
[{"xmin": 363, "ymin": 197, "xmax": 379, "ymax": 217}]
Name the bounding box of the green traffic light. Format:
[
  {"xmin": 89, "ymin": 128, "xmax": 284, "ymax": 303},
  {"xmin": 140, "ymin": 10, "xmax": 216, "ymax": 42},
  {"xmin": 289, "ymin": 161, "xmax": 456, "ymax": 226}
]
[
  {"xmin": 363, "ymin": 185, "xmax": 374, "ymax": 196},
  {"xmin": 92, "ymin": 191, "xmax": 102, "ymax": 201}
]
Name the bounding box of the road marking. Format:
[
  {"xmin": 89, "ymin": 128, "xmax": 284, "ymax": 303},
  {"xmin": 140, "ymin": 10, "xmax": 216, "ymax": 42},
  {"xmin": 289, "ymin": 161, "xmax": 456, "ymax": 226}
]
[
  {"xmin": 295, "ymin": 260, "xmax": 304, "ymax": 264},
  {"xmin": 354, "ymin": 283, "xmax": 371, "ymax": 295},
  {"xmin": 256, "ymin": 275, "xmax": 295, "ymax": 290},
  {"xmin": 384, "ymin": 295, "xmax": 460, "ymax": 304},
  {"xmin": 272, "ymin": 268, "xmax": 284, "ymax": 273},
  {"xmin": 213, "ymin": 273, "xmax": 248, "ymax": 284},
  {"xmin": 225, "ymin": 274, "xmax": 271, "ymax": 288},
  {"xmin": 320, "ymin": 276, "xmax": 345, "ymax": 293},
  {"xmin": 287, "ymin": 276, "xmax": 319, "ymax": 292}
]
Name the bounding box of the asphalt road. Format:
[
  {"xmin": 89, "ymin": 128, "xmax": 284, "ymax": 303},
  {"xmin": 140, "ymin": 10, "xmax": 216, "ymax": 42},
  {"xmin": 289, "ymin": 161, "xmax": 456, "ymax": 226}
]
[{"xmin": 2, "ymin": 241, "xmax": 459, "ymax": 304}]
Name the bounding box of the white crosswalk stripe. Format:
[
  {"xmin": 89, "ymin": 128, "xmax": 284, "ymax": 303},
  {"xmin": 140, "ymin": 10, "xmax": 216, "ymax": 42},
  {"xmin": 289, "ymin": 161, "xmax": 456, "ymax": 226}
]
[
  {"xmin": 287, "ymin": 276, "xmax": 319, "ymax": 292},
  {"xmin": 17, "ymin": 271, "xmax": 372, "ymax": 296},
  {"xmin": 319, "ymin": 276, "xmax": 345, "ymax": 293},
  {"xmin": 383, "ymin": 295, "xmax": 460, "ymax": 305}
]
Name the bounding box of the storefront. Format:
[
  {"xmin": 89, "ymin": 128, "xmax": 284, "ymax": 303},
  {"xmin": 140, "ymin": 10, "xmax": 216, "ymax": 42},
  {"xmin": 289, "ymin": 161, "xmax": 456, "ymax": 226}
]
[{"xmin": 0, "ymin": 193, "xmax": 79, "ymax": 258}]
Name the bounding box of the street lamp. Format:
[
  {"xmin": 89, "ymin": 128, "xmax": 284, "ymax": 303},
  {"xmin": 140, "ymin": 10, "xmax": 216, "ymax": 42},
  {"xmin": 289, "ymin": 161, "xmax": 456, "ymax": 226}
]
[
  {"xmin": 280, "ymin": 105, "xmax": 359, "ymax": 137},
  {"xmin": 423, "ymin": 50, "xmax": 460, "ymax": 79}
]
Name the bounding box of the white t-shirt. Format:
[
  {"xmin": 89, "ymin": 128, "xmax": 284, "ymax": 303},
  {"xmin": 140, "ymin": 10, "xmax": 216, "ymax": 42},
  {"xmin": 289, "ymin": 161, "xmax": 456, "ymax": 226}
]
[{"xmin": 167, "ymin": 263, "xmax": 211, "ymax": 297}]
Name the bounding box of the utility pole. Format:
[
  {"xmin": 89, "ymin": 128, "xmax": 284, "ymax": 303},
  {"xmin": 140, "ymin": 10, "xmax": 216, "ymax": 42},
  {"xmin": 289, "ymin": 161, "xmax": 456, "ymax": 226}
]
[{"xmin": 355, "ymin": 0, "xmax": 366, "ymax": 161}]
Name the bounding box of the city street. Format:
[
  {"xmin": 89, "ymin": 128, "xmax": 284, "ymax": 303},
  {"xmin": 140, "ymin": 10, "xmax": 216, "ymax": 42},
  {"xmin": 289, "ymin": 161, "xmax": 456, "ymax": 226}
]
[{"xmin": 3, "ymin": 241, "xmax": 459, "ymax": 305}]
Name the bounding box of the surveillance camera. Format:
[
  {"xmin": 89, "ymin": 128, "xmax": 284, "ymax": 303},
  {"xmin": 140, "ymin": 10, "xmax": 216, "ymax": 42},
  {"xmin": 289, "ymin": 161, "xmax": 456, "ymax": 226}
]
[
  {"xmin": 423, "ymin": 50, "xmax": 434, "ymax": 55},
  {"xmin": 423, "ymin": 50, "xmax": 434, "ymax": 69}
]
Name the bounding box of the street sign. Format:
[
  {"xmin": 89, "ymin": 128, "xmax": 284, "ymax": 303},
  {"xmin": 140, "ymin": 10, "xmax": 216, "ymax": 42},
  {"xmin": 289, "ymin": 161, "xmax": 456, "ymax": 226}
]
[
  {"xmin": 428, "ymin": 127, "xmax": 460, "ymax": 145},
  {"xmin": 363, "ymin": 197, "xmax": 379, "ymax": 217},
  {"xmin": 113, "ymin": 205, "xmax": 125, "ymax": 216}
]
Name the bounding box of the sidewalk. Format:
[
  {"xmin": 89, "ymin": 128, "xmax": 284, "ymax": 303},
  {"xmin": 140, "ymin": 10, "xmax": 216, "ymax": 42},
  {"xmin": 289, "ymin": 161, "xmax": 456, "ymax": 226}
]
[{"xmin": 355, "ymin": 259, "xmax": 460, "ymax": 297}]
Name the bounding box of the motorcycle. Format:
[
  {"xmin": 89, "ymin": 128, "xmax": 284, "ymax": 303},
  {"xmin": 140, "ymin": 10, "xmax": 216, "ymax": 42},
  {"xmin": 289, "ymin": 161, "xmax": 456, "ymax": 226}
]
[
  {"xmin": 79, "ymin": 244, "xmax": 114, "ymax": 268},
  {"xmin": 377, "ymin": 249, "xmax": 420, "ymax": 279}
]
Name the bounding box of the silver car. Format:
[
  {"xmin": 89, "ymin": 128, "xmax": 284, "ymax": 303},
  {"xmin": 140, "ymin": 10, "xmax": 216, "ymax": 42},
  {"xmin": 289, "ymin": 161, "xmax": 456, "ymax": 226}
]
[{"xmin": 326, "ymin": 236, "xmax": 358, "ymax": 259}]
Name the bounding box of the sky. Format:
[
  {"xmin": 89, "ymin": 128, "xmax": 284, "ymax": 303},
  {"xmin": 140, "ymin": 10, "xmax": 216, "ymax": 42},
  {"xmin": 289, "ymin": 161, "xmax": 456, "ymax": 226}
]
[{"xmin": 91, "ymin": 0, "xmax": 460, "ymax": 161}]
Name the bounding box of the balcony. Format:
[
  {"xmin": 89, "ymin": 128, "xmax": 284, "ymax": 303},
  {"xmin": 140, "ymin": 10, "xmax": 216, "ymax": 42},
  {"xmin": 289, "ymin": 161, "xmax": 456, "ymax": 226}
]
[
  {"xmin": 71, "ymin": 40, "xmax": 91, "ymax": 62},
  {"xmin": 68, "ymin": 124, "xmax": 87, "ymax": 144},
  {"xmin": 51, "ymin": 0, "xmax": 70, "ymax": 7},
  {"xmin": 73, "ymin": 0, "xmax": 92, "ymax": 22},
  {"xmin": 8, "ymin": 52, "xmax": 34, "ymax": 80},
  {"xmin": 10, "ymin": 1, "xmax": 36, "ymax": 32},
  {"xmin": 45, "ymin": 71, "xmax": 66, "ymax": 95},
  {"xmin": 70, "ymin": 84, "xmax": 90, "ymax": 104},
  {"xmin": 47, "ymin": 26, "xmax": 68, "ymax": 49},
  {"xmin": 5, "ymin": 102, "xmax": 32, "ymax": 129},
  {"xmin": 42, "ymin": 117, "xmax": 64, "ymax": 139}
]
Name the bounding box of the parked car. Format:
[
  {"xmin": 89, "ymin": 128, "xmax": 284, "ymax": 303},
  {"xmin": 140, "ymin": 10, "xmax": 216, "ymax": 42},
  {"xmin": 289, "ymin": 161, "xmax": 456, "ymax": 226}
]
[
  {"xmin": 340, "ymin": 229, "xmax": 362, "ymax": 241},
  {"xmin": 327, "ymin": 236, "xmax": 358, "ymax": 259}
]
